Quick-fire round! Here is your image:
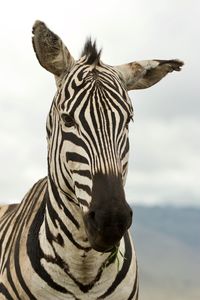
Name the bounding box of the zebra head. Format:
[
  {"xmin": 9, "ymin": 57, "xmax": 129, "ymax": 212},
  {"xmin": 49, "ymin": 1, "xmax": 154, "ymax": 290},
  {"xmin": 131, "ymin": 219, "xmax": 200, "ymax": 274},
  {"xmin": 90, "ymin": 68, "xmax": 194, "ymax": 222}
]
[{"xmin": 32, "ymin": 21, "xmax": 183, "ymax": 252}]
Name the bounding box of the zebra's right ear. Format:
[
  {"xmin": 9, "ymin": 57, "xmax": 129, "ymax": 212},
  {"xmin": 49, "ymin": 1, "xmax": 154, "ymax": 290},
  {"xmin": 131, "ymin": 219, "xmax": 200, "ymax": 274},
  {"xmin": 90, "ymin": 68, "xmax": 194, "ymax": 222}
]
[{"xmin": 32, "ymin": 21, "xmax": 75, "ymax": 78}]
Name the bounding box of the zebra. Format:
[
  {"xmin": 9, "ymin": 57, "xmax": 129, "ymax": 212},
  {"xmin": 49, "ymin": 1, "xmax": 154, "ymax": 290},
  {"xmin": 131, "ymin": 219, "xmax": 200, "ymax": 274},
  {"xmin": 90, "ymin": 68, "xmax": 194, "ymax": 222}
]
[{"xmin": 0, "ymin": 20, "xmax": 183, "ymax": 300}]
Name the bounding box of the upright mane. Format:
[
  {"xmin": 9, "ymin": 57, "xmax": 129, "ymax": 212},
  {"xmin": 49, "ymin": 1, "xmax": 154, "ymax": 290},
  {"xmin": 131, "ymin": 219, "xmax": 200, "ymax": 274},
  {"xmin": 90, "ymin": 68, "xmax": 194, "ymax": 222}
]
[{"xmin": 81, "ymin": 38, "xmax": 102, "ymax": 65}]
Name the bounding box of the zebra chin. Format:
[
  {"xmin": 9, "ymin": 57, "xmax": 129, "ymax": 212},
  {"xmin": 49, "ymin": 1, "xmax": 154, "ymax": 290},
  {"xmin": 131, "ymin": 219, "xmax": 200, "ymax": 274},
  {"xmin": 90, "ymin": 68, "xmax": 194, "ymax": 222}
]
[{"xmin": 86, "ymin": 230, "xmax": 122, "ymax": 253}]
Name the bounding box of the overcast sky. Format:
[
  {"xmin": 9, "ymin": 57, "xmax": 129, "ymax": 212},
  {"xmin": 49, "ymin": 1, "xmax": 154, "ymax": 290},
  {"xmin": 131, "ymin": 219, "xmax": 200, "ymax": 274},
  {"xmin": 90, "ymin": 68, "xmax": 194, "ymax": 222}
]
[{"xmin": 0, "ymin": 0, "xmax": 199, "ymax": 206}]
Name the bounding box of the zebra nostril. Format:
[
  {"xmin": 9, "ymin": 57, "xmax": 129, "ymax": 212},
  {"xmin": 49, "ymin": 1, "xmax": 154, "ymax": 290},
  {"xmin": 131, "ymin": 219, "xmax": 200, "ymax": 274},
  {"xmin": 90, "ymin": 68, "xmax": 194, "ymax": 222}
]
[{"xmin": 88, "ymin": 210, "xmax": 100, "ymax": 231}]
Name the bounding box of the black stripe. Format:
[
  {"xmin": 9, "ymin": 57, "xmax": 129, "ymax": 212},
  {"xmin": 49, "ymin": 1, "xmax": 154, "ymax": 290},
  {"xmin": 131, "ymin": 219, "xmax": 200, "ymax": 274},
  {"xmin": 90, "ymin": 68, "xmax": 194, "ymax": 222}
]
[
  {"xmin": 92, "ymin": 91, "xmax": 107, "ymax": 167},
  {"xmin": 12, "ymin": 180, "xmax": 47, "ymax": 300},
  {"xmin": 49, "ymin": 176, "xmax": 80, "ymax": 229},
  {"xmin": 67, "ymin": 152, "xmax": 89, "ymax": 164},
  {"xmin": 45, "ymin": 214, "xmax": 64, "ymax": 246},
  {"xmin": 6, "ymin": 262, "xmax": 21, "ymax": 300},
  {"xmin": 127, "ymin": 269, "xmax": 139, "ymax": 299},
  {"xmin": 74, "ymin": 181, "xmax": 91, "ymax": 196},
  {"xmin": 61, "ymin": 132, "xmax": 88, "ymax": 150},
  {"xmin": 14, "ymin": 224, "xmax": 37, "ymax": 299},
  {"xmin": 78, "ymin": 86, "xmax": 101, "ymax": 157},
  {"xmin": 97, "ymin": 231, "xmax": 132, "ymax": 299},
  {"xmin": 122, "ymin": 161, "xmax": 128, "ymax": 176},
  {"xmin": 25, "ymin": 178, "xmax": 48, "ymax": 225},
  {"xmin": 69, "ymin": 82, "xmax": 92, "ymax": 115},
  {"xmin": 27, "ymin": 191, "xmax": 70, "ymax": 294},
  {"xmin": 120, "ymin": 138, "xmax": 129, "ymax": 161},
  {"xmin": 0, "ymin": 283, "xmax": 15, "ymax": 300},
  {"xmin": 0, "ymin": 179, "xmax": 46, "ymax": 273},
  {"xmin": 61, "ymin": 132, "xmax": 92, "ymax": 164},
  {"xmin": 63, "ymin": 65, "xmax": 88, "ymax": 110},
  {"xmin": 58, "ymin": 213, "xmax": 91, "ymax": 251},
  {"xmin": 73, "ymin": 169, "xmax": 91, "ymax": 179},
  {"xmin": 0, "ymin": 217, "xmax": 16, "ymax": 272},
  {"xmin": 77, "ymin": 197, "xmax": 89, "ymax": 207},
  {"xmin": 0, "ymin": 180, "xmax": 46, "ymax": 299},
  {"xmin": 45, "ymin": 194, "xmax": 84, "ymax": 248},
  {"xmin": 27, "ymin": 191, "xmax": 87, "ymax": 297}
]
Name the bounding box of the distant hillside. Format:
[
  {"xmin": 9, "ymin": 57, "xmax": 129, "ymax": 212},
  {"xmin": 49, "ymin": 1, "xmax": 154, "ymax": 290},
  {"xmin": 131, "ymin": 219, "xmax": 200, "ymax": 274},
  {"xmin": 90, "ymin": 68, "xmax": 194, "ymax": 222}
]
[{"xmin": 131, "ymin": 206, "xmax": 200, "ymax": 300}]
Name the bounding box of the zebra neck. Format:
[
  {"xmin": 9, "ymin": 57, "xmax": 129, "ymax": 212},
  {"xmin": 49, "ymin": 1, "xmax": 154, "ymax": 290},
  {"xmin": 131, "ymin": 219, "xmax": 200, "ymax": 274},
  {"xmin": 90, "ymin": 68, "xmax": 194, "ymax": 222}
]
[
  {"xmin": 37, "ymin": 176, "xmax": 114, "ymax": 285},
  {"xmin": 44, "ymin": 175, "xmax": 89, "ymax": 247}
]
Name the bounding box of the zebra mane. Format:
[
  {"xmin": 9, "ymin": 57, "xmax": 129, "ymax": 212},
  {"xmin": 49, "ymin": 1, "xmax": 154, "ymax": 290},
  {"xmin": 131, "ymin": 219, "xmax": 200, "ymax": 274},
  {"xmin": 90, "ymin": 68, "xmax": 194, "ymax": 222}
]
[{"xmin": 81, "ymin": 38, "xmax": 102, "ymax": 65}]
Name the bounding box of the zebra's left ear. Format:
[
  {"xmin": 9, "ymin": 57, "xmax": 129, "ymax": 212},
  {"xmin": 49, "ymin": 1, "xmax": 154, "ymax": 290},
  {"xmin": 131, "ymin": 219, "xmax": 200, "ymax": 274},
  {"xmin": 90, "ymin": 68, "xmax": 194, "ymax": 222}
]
[
  {"xmin": 32, "ymin": 21, "xmax": 75, "ymax": 78},
  {"xmin": 115, "ymin": 59, "xmax": 184, "ymax": 91}
]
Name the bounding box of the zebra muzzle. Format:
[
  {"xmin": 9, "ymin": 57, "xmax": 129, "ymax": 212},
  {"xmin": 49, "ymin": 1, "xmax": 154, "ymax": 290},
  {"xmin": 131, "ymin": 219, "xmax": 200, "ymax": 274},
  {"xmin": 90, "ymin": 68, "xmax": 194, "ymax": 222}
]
[{"xmin": 83, "ymin": 173, "xmax": 132, "ymax": 252}]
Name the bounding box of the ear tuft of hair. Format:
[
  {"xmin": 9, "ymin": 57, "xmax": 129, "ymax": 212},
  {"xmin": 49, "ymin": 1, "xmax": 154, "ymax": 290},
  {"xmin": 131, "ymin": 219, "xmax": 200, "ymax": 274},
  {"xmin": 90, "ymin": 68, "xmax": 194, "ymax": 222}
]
[{"xmin": 81, "ymin": 38, "xmax": 102, "ymax": 65}]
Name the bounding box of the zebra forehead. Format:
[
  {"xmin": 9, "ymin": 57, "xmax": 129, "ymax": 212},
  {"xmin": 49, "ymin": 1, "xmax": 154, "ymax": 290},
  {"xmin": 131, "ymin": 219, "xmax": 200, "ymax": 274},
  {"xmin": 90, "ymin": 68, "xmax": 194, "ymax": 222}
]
[{"xmin": 81, "ymin": 38, "xmax": 102, "ymax": 65}]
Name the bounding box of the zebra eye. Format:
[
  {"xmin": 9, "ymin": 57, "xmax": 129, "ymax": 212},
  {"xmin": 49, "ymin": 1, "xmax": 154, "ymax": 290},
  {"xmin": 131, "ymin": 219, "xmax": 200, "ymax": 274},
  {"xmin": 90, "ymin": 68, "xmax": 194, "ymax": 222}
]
[{"xmin": 61, "ymin": 114, "xmax": 75, "ymax": 127}]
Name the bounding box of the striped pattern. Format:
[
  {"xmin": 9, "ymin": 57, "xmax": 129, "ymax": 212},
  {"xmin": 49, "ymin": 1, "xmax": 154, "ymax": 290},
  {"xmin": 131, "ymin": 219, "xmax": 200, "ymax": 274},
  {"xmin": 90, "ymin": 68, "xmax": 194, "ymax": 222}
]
[
  {"xmin": 0, "ymin": 182, "xmax": 138, "ymax": 299},
  {"xmin": 47, "ymin": 60, "xmax": 133, "ymax": 196},
  {"xmin": 0, "ymin": 38, "xmax": 138, "ymax": 299}
]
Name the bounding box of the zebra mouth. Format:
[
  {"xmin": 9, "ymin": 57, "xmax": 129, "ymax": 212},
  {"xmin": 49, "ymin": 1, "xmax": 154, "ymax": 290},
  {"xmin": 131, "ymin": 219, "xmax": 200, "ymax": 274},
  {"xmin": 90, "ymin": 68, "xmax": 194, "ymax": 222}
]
[
  {"xmin": 85, "ymin": 225, "xmax": 121, "ymax": 253},
  {"xmin": 89, "ymin": 238, "xmax": 119, "ymax": 253},
  {"xmin": 84, "ymin": 212, "xmax": 126, "ymax": 253},
  {"xmin": 84, "ymin": 214, "xmax": 121, "ymax": 253},
  {"xmin": 93, "ymin": 241, "xmax": 120, "ymax": 253}
]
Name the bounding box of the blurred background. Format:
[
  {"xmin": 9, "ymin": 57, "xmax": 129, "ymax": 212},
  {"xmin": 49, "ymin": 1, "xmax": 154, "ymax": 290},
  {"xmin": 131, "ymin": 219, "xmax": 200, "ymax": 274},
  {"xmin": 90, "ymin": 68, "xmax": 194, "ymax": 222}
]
[{"xmin": 0, "ymin": 1, "xmax": 199, "ymax": 299}]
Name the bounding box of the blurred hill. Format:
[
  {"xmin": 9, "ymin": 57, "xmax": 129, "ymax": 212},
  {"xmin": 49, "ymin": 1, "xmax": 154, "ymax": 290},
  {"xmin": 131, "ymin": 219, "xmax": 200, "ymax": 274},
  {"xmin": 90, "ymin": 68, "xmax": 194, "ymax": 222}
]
[{"xmin": 131, "ymin": 206, "xmax": 200, "ymax": 300}]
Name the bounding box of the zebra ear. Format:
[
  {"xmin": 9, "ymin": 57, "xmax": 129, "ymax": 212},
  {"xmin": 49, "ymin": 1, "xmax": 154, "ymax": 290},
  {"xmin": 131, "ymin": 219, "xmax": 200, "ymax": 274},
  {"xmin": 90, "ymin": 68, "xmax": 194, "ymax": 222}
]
[
  {"xmin": 116, "ymin": 59, "xmax": 184, "ymax": 90},
  {"xmin": 32, "ymin": 21, "xmax": 75, "ymax": 77}
]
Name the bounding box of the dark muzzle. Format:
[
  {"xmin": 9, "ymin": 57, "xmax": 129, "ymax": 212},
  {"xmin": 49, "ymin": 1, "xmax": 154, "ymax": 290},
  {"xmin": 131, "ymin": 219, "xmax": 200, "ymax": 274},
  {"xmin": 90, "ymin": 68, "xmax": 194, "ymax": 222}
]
[{"xmin": 84, "ymin": 173, "xmax": 132, "ymax": 252}]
